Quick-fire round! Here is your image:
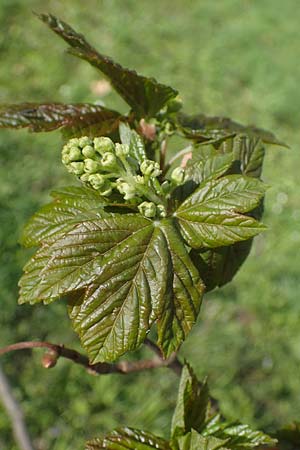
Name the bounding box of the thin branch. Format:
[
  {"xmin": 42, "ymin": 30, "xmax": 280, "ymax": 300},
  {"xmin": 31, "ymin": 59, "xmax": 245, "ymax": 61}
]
[
  {"xmin": 0, "ymin": 339, "xmax": 219, "ymax": 411},
  {"xmin": 0, "ymin": 341, "xmax": 178, "ymax": 376},
  {"xmin": 0, "ymin": 363, "xmax": 35, "ymax": 450}
]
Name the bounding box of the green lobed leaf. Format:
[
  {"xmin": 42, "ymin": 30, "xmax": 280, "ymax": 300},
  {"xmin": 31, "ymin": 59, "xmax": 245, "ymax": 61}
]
[
  {"xmin": 185, "ymin": 149, "xmax": 234, "ymax": 186},
  {"xmin": 171, "ymin": 149, "xmax": 234, "ymax": 207},
  {"xmin": 19, "ymin": 213, "xmax": 151, "ymax": 307},
  {"xmin": 86, "ymin": 427, "xmax": 171, "ymax": 450},
  {"xmin": 68, "ymin": 221, "xmax": 170, "ymax": 362},
  {"xmin": 175, "ymin": 175, "xmax": 267, "ymax": 249},
  {"xmin": 176, "ymin": 430, "xmax": 229, "ymax": 450},
  {"xmin": 68, "ymin": 218, "xmax": 203, "ymax": 362},
  {"xmin": 189, "ymin": 136, "xmax": 266, "ymax": 291},
  {"xmin": 156, "ymin": 219, "xmax": 204, "ymax": 358},
  {"xmin": 39, "ymin": 14, "xmax": 178, "ymax": 117},
  {"xmin": 21, "ymin": 186, "xmax": 108, "ymax": 247},
  {"xmin": 171, "ymin": 364, "xmax": 209, "ymax": 438},
  {"xmin": 0, "ymin": 102, "xmax": 123, "ymax": 135}
]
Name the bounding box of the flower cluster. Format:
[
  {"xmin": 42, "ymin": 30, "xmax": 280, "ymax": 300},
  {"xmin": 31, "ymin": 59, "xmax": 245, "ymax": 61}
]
[{"xmin": 62, "ymin": 135, "xmax": 185, "ymax": 219}]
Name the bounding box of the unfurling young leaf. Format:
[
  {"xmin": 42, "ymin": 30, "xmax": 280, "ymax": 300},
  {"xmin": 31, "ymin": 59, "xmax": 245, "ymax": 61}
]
[{"xmin": 38, "ymin": 14, "xmax": 178, "ymax": 118}]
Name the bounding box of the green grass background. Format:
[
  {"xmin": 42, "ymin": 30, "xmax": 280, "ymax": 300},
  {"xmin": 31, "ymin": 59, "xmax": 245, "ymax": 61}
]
[{"xmin": 0, "ymin": 1, "xmax": 299, "ymax": 449}]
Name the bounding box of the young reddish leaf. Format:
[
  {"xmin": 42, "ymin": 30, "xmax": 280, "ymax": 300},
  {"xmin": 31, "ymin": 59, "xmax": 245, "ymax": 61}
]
[
  {"xmin": 39, "ymin": 14, "xmax": 178, "ymax": 117},
  {"xmin": 0, "ymin": 102, "xmax": 123, "ymax": 136}
]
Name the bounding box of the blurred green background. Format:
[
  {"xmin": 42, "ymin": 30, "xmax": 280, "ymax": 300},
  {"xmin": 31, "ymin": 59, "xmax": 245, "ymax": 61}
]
[{"xmin": 0, "ymin": 1, "xmax": 299, "ymax": 449}]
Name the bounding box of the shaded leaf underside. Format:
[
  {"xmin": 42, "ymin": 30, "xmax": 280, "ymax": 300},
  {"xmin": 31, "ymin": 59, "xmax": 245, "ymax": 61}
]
[{"xmin": 39, "ymin": 14, "xmax": 178, "ymax": 117}]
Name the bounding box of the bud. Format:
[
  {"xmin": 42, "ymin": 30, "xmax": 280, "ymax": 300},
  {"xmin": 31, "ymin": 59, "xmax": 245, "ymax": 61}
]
[
  {"xmin": 80, "ymin": 173, "xmax": 90, "ymax": 183},
  {"xmin": 82, "ymin": 145, "xmax": 96, "ymax": 158},
  {"xmin": 62, "ymin": 144, "xmax": 70, "ymax": 156},
  {"xmin": 157, "ymin": 204, "xmax": 167, "ymax": 218},
  {"xmin": 138, "ymin": 201, "xmax": 157, "ymax": 218},
  {"xmin": 88, "ymin": 174, "xmax": 106, "ymax": 190},
  {"xmin": 68, "ymin": 162, "xmax": 85, "ymax": 175},
  {"xmin": 78, "ymin": 136, "xmax": 92, "ymax": 148},
  {"xmin": 94, "ymin": 137, "xmax": 115, "ymax": 154},
  {"xmin": 101, "ymin": 152, "xmax": 117, "ymax": 168},
  {"xmin": 68, "ymin": 138, "xmax": 80, "ymax": 147},
  {"xmin": 116, "ymin": 178, "xmax": 136, "ymax": 200},
  {"xmin": 69, "ymin": 147, "xmax": 83, "ymax": 162},
  {"xmin": 42, "ymin": 349, "xmax": 59, "ymax": 369},
  {"xmin": 115, "ymin": 143, "xmax": 130, "ymax": 157},
  {"xmin": 140, "ymin": 159, "xmax": 161, "ymax": 177},
  {"xmin": 84, "ymin": 159, "xmax": 101, "ymax": 174},
  {"xmin": 133, "ymin": 175, "xmax": 145, "ymax": 185},
  {"xmin": 171, "ymin": 167, "xmax": 185, "ymax": 184},
  {"xmin": 62, "ymin": 153, "xmax": 71, "ymax": 165}
]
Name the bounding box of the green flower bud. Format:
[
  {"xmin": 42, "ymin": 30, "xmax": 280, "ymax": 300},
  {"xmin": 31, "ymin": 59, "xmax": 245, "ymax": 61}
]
[
  {"xmin": 80, "ymin": 173, "xmax": 90, "ymax": 183},
  {"xmin": 68, "ymin": 138, "xmax": 80, "ymax": 147},
  {"xmin": 62, "ymin": 153, "xmax": 71, "ymax": 165},
  {"xmin": 68, "ymin": 162, "xmax": 85, "ymax": 175},
  {"xmin": 171, "ymin": 167, "xmax": 185, "ymax": 184},
  {"xmin": 88, "ymin": 174, "xmax": 105, "ymax": 190},
  {"xmin": 94, "ymin": 137, "xmax": 115, "ymax": 154},
  {"xmin": 84, "ymin": 158, "xmax": 101, "ymax": 174},
  {"xmin": 62, "ymin": 144, "xmax": 70, "ymax": 156},
  {"xmin": 78, "ymin": 136, "xmax": 92, "ymax": 148},
  {"xmin": 115, "ymin": 143, "xmax": 130, "ymax": 157},
  {"xmin": 101, "ymin": 152, "xmax": 117, "ymax": 168},
  {"xmin": 69, "ymin": 147, "xmax": 83, "ymax": 162},
  {"xmin": 138, "ymin": 201, "xmax": 157, "ymax": 218},
  {"xmin": 157, "ymin": 204, "xmax": 167, "ymax": 218},
  {"xmin": 140, "ymin": 159, "xmax": 161, "ymax": 177},
  {"xmin": 133, "ymin": 175, "xmax": 145, "ymax": 184},
  {"xmin": 116, "ymin": 178, "xmax": 136, "ymax": 200},
  {"xmin": 82, "ymin": 145, "xmax": 96, "ymax": 158}
]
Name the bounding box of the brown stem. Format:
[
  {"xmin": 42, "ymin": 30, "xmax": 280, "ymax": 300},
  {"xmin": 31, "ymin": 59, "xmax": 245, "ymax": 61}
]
[
  {"xmin": 0, "ymin": 339, "xmax": 219, "ymax": 411},
  {"xmin": 0, "ymin": 341, "xmax": 178, "ymax": 376}
]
